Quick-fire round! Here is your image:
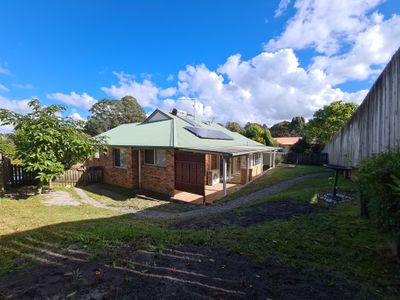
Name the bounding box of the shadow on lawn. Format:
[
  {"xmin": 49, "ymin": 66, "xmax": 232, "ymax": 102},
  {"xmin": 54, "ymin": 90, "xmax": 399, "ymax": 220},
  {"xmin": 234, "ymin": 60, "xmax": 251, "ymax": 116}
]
[{"xmin": 0, "ymin": 213, "xmax": 372, "ymax": 300}]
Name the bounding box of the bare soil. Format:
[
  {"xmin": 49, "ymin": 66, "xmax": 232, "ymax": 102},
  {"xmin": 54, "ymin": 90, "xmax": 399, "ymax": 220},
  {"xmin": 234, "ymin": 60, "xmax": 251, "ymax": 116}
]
[
  {"xmin": 0, "ymin": 245, "xmax": 370, "ymax": 300},
  {"xmin": 171, "ymin": 200, "xmax": 324, "ymax": 230}
]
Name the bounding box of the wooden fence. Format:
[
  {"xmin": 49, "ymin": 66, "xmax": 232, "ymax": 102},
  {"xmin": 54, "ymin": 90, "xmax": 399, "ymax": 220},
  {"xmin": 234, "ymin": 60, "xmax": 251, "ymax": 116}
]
[
  {"xmin": 0, "ymin": 153, "xmax": 103, "ymax": 188},
  {"xmin": 283, "ymin": 152, "xmax": 328, "ymax": 165},
  {"xmin": 323, "ymin": 48, "xmax": 400, "ymax": 167},
  {"xmin": 52, "ymin": 167, "xmax": 103, "ymax": 187}
]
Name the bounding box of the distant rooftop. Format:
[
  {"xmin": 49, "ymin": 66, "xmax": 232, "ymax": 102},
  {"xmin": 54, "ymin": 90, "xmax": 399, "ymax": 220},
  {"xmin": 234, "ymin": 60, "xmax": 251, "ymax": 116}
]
[{"xmin": 273, "ymin": 137, "xmax": 302, "ymax": 145}]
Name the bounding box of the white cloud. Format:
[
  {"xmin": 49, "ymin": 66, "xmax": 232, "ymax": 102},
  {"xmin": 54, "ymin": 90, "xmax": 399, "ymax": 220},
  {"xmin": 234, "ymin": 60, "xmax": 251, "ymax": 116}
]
[
  {"xmin": 312, "ymin": 14, "xmax": 400, "ymax": 84},
  {"xmin": 164, "ymin": 49, "xmax": 365, "ymax": 125},
  {"xmin": 46, "ymin": 91, "xmax": 97, "ymax": 110},
  {"xmin": 0, "ymin": 83, "xmax": 9, "ymax": 92},
  {"xmin": 266, "ymin": 0, "xmax": 384, "ymax": 55},
  {"xmin": 12, "ymin": 83, "xmax": 34, "ymax": 89},
  {"xmin": 159, "ymin": 87, "xmax": 177, "ymax": 98},
  {"xmin": 69, "ymin": 111, "xmax": 84, "ymax": 121},
  {"xmin": 275, "ymin": 0, "xmax": 292, "ymax": 18},
  {"xmin": 0, "ymin": 95, "xmax": 31, "ymax": 113},
  {"xmin": 101, "ymin": 72, "xmax": 177, "ymax": 108}
]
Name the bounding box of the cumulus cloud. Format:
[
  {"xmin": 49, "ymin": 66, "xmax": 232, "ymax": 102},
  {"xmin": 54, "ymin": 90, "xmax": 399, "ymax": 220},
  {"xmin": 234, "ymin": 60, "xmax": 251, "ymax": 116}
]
[
  {"xmin": 0, "ymin": 94, "xmax": 32, "ymax": 133},
  {"xmin": 312, "ymin": 14, "xmax": 400, "ymax": 84},
  {"xmin": 162, "ymin": 49, "xmax": 366, "ymax": 125},
  {"xmin": 69, "ymin": 110, "xmax": 85, "ymax": 121},
  {"xmin": 0, "ymin": 95, "xmax": 31, "ymax": 113},
  {"xmin": 101, "ymin": 72, "xmax": 177, "ymax": 108},
  {"xmin": 46, "ymin": 91, "xmax": 97, "ymax": 110},
  {"xmin": 266, "ymin": 0, "xmax": 383, "ymax": 55}
]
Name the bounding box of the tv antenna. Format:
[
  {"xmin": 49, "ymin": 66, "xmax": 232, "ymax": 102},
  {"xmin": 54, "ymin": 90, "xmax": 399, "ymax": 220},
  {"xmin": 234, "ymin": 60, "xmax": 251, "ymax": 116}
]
[{"xmin": 180, "ymin": 97, "xmax": 197, "ymax": 119}]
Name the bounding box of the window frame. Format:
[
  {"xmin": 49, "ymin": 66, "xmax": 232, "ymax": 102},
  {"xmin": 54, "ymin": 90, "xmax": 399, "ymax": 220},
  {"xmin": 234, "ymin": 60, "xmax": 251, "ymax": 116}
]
[
  {"xmin": 144, "ymin": 148, "xmax": 167, "ymax": 167},
  {"xmin": 113, "ymin": 147, "xmax": 127, "ymax": 169}
]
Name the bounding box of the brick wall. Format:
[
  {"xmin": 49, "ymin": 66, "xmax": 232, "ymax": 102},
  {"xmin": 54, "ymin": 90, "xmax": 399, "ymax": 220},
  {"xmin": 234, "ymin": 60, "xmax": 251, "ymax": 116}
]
[
  {"xmin": 141, "ymin": 149, "xmax": 175, "ymax": 196},
  {"xmin": 86, "ymin": 147, "xmax": 139, "ymax": 189},
  {"xmin": 86, "ymin": 147, "xmax": 175, "ymax": 196}
]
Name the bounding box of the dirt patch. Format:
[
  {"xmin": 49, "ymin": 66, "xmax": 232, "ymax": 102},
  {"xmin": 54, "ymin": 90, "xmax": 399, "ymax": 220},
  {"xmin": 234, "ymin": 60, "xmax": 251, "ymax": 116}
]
[
  {"xmin": 42, "ymin": 190, "xmax": 81, "ymax": 206},
  {"xmin": 171, "ymin": 200, "xmax": 324, "ymax": 230},
  {"xmin": 0, "ymin": 244, "xmax": 368, "ymax": 299}
]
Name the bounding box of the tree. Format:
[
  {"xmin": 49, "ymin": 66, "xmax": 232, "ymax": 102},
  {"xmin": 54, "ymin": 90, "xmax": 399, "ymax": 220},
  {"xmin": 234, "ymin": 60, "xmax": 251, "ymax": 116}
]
[
  {"xmin": 264, "ymin": 127, "xmax": 278, "ymax": 146},
  {"xmin": 0, "ymin": 99, "xmax": 104, "ymax": 193},
  {"xmin": 270, "ymin": 121, "xmax": 291, "ymax": 137},
  {"xmin": 85, "ymin": 95, "xmax": 146, "ymax": 136},
  {"xmin": 270, "ymin": 116, "xmax": 305, "ymax": 137},
  {"xmin": 225, "ymin": 121, "xmax": 244, "ymax": 135},
  {"xmin": 244, "ymin": 123, "xmax": 266, "ymax": 144},
  {"xmin": 305, "ymin": 100, "xmax": 358, "ymax": 145},
  {"xmin": 290, "ymin": 138, "xmax": 310, "ymax": 153},
  {"xmin": 290, "ymin": 116, "xmax": 305, "ymax": 136}
]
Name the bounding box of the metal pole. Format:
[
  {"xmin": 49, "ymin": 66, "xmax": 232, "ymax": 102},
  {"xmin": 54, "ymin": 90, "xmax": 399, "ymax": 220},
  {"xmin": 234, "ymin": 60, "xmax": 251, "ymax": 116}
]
[
  {"xmin": 333, "ymin": 170, "xmax": 339, "ymax": 198},
  {"xmin": 222, "ymin": 156, "xmax": 227, "ymax": 196},
  {"xmin": 138, "ymin": 149, "xmax": 142, "ymax": 189}
]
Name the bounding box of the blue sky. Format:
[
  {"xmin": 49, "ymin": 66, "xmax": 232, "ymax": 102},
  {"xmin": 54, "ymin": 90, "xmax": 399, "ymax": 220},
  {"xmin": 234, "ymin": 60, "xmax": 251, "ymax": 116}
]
[{"xmin": 0, "ymin": 0, "xmax": 399, "ymax": 129}]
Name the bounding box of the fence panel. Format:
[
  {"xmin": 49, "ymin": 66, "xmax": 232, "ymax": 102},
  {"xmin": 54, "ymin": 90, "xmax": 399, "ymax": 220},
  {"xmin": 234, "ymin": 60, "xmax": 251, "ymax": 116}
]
[
  {"xmin": 283, "ymin": 152, "xmax": 328, "ymax": 165},
  {"xmin": 52, "ymin": 167, "xmax": 103, "ymax": 187}
]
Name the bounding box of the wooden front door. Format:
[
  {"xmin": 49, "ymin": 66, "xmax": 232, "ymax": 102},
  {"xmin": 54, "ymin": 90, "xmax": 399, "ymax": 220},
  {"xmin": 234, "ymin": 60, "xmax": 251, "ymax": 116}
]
[{"xmin": 175, "ymin": 151, "xmax": 205, "ymax": 196}]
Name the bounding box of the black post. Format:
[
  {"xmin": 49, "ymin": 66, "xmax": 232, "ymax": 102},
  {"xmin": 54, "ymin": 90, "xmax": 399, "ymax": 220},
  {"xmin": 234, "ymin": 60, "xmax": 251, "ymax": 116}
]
[{"xmin": 332, "ymin": 170, "xmax": 339, "ymax": 198}]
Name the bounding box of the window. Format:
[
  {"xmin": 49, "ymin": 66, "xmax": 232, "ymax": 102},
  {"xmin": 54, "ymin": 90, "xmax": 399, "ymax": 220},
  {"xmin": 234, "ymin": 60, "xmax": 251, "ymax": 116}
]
[
  {"xmin": 144, "ymin": 148, "xmax": 167, "ymax": 167},
  {"xmin": 144, "ymin": 149, "xmax": 155, "ymax": 164},
  {"xmin": 155, "ymin": 149, "xmax": 166, "ymax": 167},
  {"xmin": 114, "ymin": 148, "xmax": 127, "ymax": 168}
]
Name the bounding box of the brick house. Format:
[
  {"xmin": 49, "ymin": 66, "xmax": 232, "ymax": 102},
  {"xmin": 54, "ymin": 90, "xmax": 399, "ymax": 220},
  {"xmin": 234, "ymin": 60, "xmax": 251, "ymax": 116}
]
[{"xmin": 87, "ymin": 109, "xmax": 279, "ymax": 203}]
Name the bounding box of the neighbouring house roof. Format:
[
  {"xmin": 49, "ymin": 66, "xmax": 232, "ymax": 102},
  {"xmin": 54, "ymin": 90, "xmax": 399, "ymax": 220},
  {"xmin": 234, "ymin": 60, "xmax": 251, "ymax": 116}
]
[
  {"xmin": 98, "ymin": 109, "xmax": 279, "ymax": 156},
  {"xmin": 273, "ymin": 137, "xmax": 302, "ymax": 146}
]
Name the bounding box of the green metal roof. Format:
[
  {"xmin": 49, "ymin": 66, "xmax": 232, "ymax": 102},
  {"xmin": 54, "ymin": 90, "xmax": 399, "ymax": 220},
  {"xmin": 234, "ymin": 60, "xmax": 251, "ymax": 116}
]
[{"xmin": 98, "ymin": 109, "xmax": 279, "ymax": 155}]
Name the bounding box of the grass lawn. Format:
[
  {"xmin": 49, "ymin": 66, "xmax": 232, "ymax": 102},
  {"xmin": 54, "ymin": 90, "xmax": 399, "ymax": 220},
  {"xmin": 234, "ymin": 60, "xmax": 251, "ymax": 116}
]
[
  {"xmin": 0, "ymin": 165, "xmax": 399, "ymax": 298},
  {"xmin": 82, "ymin": 183, "xmax": 197, "ymax": 213},
  {"xmin": 216, "ymin": 164, "xmax": 327, "ymax": 203}
]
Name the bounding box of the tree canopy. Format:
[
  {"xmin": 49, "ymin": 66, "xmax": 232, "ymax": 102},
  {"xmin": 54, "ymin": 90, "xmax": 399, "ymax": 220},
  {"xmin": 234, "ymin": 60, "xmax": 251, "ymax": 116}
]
[
  {"xmin": 225, "ymin": 121, "xmax": 245, "ymax": 135},
  {"xmin": 85, "ymin": 96, "xmax": 146, "ymax": 136},
  {"xmin": 0, "ymin": 99, "xmax": 104, "ymax": 192},
  {"xmin": 305, "ymin": 100, "xmax": 358, "ymax": 145},
  {"xmin": 270, "ymin": 116, "xmax": 305, "ymax": 137}
]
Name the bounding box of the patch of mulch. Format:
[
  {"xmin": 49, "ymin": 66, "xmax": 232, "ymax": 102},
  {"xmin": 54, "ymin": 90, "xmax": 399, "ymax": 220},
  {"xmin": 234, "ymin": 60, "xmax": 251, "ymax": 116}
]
[
  {"xmin": 0, "ymin": 244, "xmax": 370, "ymax": 299},
  {"xmin": 171, "ymin": 200, "xmax": 325, "ymax": 230}
]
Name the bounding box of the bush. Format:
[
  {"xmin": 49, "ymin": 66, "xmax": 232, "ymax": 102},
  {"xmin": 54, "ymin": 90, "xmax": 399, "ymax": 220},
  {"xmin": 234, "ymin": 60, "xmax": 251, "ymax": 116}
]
[
  {"xmin": 275, "ymin": 154, "xmax": 284, "ymax": 165},
  {"xmin": 356, "ymin": 151, "xmax": 400, "ymax": 254}
]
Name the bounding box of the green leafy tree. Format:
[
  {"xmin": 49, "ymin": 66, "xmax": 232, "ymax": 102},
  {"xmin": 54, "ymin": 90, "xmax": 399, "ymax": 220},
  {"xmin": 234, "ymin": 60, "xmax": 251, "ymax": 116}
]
[
  {"xmin": 85, "ymin": 95, "xmax": 146, "ymax": 136},
  {"xmin": 244, "ymin": 123, "xmax": 266, "ymax": 144},
  {"xmin": 290, "ymin": 116, "xmax": 305, "ymax": 136},
  {"xmin": 225, "ymin": 121, "xmax": 244, "ymax": 135},
  {"xmin": 264, "ymin": 127, "xmax": 278, "ymax": 146},
  {"xmin": 270, "ymin": 116, "xmax": 305, "ymax": 137},
  {"xmin": 306, "ymin": 100, "xmax": 358, "ymax": 145},
  {"xmin": 0, "ymin": 99, "xmax": 105, "ymax": 193},
  {"xmin": 270, "ymin": 121, "xmax": 291, "ymax": 137}
]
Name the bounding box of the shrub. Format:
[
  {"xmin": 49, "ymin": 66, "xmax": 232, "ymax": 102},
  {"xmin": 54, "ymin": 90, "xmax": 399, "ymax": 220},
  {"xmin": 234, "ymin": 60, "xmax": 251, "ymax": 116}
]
[
  {"xmin": 356, "ymin": 151, "xmax": 400, "ymax": 254},
  {"xmin": 275, "ymin": 154, "xmax": 284, "ymax": 165}
]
